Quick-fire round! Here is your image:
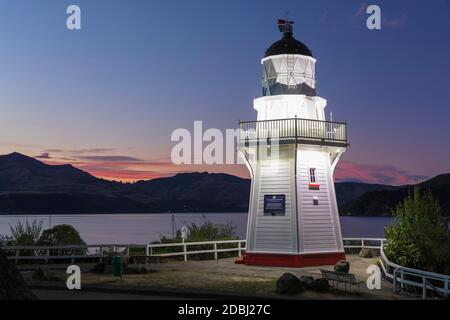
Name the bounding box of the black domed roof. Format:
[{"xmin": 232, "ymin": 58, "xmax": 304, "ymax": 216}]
[{"xmin": 265, "ymin": 20, "xmax": 313, "ymax": 57}]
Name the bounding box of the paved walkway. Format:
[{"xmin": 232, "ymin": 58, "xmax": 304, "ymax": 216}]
[
  {"xmin": 23, "ymin": 255, "xmax": 419, "ymax": 300},
  {"xmin": 143, "ymin": 255, "xmax": 409, "ymax": 299}
]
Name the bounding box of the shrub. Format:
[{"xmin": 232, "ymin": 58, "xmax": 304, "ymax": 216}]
[
  {"xmin": 156, "ymin": 221, "xmax": 238, "ymax": 260},
  {"xmin": 385, "ymin": 187, "xmax": 450, "ymax": 274},
  {"xmin": 90, "ymin": 262, "xmax": 106, "ymax": 274},
  {"xmin": 0, "ymin": 234, "xmax": 14, "ymax": 247},
  {"xmin": 160, "ymin": 221, "xmax": 237, "ymax": 243},
  {"xmin": 9, "ymin": 219, "xmax": 43, "ymax": 246}
]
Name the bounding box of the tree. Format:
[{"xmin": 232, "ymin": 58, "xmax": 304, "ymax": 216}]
[
  {"xmin": 385, "ymin": 187, "xmax": 450, "ymax": 274},
  {"xmin": 37, "ymin": 225, "xmax": 86, "ymax": 255},
  {"xmin": 0, "ymin": 248, "xmax": 36, "ymax": 300},
  {"xmin": 38, "ymin": 224, "xmax": 86, "ymax": 246}
]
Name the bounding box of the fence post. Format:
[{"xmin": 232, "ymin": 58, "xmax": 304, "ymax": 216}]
[
  {"xmin": 99, "ymin": 246, "xmax": 103, "ymax": 262},
  {"xmin": 238, "ymin": 241, "xmax": 242, "ymax": 257},
  {"xmin": 400, "ymin": 270, "xmax": 404, "ymax": 290},
  {"xmin": 361, "ymin": 239, "xmax": 365, "ymax": 250},
  {"xmin": 214, "ymin": 243, "xmax": 218, "ymax": 261},
  {"xmin": 393, "ymin": 269, "xmax": 397, "ymax": 293},
  {"xmin": 71, "ymin": 248, "xmax": 75, "ymax": 264},
  {"xmin": 46, "ymin": 249, "xmax": 50, "ymax": 264},
  {"xmin": 422, "ymin": 277, "xmax": 427, "ymax": 299},
  {"xmin": 15, "ymin": 249, "xmax": 19, "ymax": 265},
  {"xmin": 445, "ymin": 279, "xmax": 449, "ymax": 298},
  {"xmin": 183, "ymin": 243, "xmax": 187, "ymax": 262}
]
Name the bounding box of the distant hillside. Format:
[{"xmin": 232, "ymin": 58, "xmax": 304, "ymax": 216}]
[
  {"xmin": 0, "ymin": 152, "xmax": 123, "ymax": 195},
  {"xmin": 334, "ymin": 182, "xmax": 398, "ymax": 204},
  {"xmin": 340, "ymin": 174, "xmax": 450, "ymax": 216},
  {"xmin": 0, "ymin": 153, "xmax": 250, "ymax": 213},
  {"xmin": 0, "ymin": 152, "xmax": 448, "ymax": 216}
]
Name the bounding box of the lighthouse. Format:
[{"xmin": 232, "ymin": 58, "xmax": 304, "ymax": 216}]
[{"xmin": 238, "ymin": 20, "xmax": 349, "ymax": 267}]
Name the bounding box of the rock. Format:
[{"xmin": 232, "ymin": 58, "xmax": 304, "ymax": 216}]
[
  {"xmin": 299, "ymin": 276, "xmax": 314, "ymax": 290},
  {"xmin": 359, "ymin": 248, "xmax": 373, "ymax": 258},
  {"xmin": 311, "ymin": 278, "xmax": 330, "ymax": 292},
  {"xmin": 90, "ymin": 262, "xmax": 106, "ymax": 274},
  {"xmin": 276, "ymin": 273, "xmax": 303, "ymax": 295},
  {"xmin": 0, "ymin": 248, "xmax": 37, "ymax": 300},
  {"xmin": 334, "ymin": 260, "xmax": 350, "ymax": 273}
]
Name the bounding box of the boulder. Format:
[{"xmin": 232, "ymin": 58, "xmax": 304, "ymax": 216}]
[
  {"xmin": 334, "ymin": 260, "xmax": 350, "ymax": 273},
  {"xmin": 311, "ymin": 278, "xmax": 330, "ymax": 292},
  {"xmin": 299, "ymin": 275, "xmax": 314, "ymax": 290},
  {"xmin": 359, "ymin": 248, "xmax": 373, "ymax": 258},
  {"xmin": 276, "ymin": 273, "xmax": 303, "ymax": 295}
]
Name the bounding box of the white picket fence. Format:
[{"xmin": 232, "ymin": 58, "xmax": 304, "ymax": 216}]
[
  {"xmin": 4, "ymin": 237, "xmax": 449, "ymax": 299},
  {"xmin": 2, "ymin": 237, "xmax": 385, "ymax": 264}
]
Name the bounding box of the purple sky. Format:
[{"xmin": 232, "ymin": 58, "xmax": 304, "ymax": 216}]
[{"xmin": 0, "ymin": 0, "xmax": 449, "ymax": 185}]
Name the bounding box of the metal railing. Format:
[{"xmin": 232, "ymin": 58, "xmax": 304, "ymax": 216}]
[
  {"xmin": 380, "ymin": 245, "xmax": 450, "ymax": 299},
  {"xmin": 239, "ymin": 117, "xmax": 348, "ymax": 147}
]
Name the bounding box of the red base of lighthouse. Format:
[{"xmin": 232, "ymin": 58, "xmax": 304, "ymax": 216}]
[{"xmin": 236, "ymin": 252, "xmax": 346, "ymax": 268}]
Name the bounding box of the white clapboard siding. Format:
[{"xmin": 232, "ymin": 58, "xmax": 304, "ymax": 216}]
[
  {"xmin": 297, "ymin": 150, "xmax": 339, "ymax": 253},
  {"xmin": 254, "ymin": 156, "xmax": 294, "ymax": 252}
]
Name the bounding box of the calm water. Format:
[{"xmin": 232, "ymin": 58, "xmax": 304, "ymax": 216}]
[{"xmin": 0, "ymin": 213, "xmax": 393, "ymax": 244}]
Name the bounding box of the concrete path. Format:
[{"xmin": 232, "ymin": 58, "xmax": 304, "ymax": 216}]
[
  {"xmin": 144, "ymin": 255, "xmax": 409, "ymax": 299},
  {"xmin": 23, "ymin": 254, "xmax": 419, "ymax": 300}
]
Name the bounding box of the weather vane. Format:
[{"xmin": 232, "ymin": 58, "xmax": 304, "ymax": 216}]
[{"xmin": 277, "ymin": 12, "xmax": 294, "ymax": 34}]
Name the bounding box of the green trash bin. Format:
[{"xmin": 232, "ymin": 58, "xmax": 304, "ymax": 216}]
[{"xmin": 111, "ymin": 255, "xmax": 123, "ymax": 277}]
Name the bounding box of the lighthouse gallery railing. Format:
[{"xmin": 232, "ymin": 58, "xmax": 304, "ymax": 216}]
[{"xmin": 239, "ymin": 118, "xmax": 348, "ymax": 147}]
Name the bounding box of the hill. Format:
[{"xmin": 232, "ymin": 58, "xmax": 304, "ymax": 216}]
[{"xmin": 0, "ymin": 152, "xmax": 448, "ymax": 216}]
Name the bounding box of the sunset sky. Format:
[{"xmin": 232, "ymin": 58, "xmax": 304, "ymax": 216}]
[{"xmin": 0, "ymin": 0, "xmax": 449, "ymax": 185}]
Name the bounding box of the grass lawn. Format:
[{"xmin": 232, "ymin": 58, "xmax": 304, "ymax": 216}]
[{"xmin": 80, "ymin": 270, "xmax": 277, "ymax": 295}]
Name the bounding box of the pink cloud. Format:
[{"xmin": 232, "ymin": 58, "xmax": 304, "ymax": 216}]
[
  {"xmin": 335, "ymin": 161, "xmax": 426, "ymax": 186},
  {"xmin": 383, "ymin": 14, "xmax": 407, "ymax": 28},
  {"xmin": 43, "ymin": 157, "xmax": 250, "ymax": 182},
  {"xmin": 43, "ymin": 156, "xmax": 424, "ymax": 186},
  {"xmin": 354, "ymin": 3, "xmax": 367, "ymax": 17}
]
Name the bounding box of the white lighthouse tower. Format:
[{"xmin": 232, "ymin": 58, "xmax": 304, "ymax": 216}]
[{"xmin": 238, "ymin": 20, "xmax": 349, "ymax": 267}]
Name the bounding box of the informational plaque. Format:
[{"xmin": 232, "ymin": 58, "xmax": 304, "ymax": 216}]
[{"xmin": 264, "ymin": 194, "xmax": 286, "ymax": 216}]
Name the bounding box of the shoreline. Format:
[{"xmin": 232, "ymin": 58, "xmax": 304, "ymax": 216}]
[{"xmin": 0, "ymin": 212, "xmax": 396, "ymax": 217}]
